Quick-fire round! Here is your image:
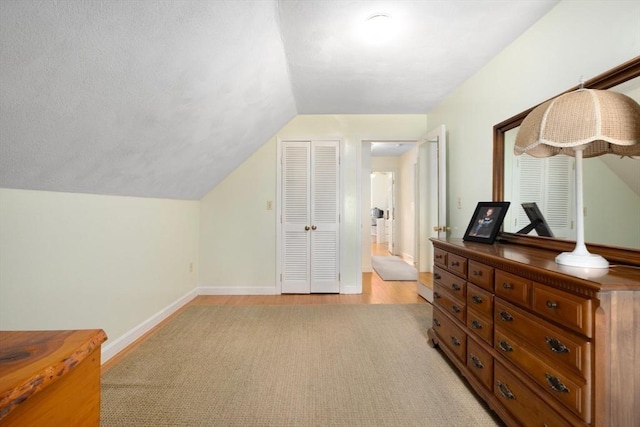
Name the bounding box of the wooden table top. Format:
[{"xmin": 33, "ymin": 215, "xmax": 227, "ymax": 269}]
[{"xmin": 0, "ymin": 329, "xmax": 107, "ymax": 420}]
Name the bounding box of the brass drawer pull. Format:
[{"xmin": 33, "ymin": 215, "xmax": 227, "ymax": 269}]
[
  {"xmin": 451, "ymin": 305, "xmax": 461, "ymax": 314},
  {"xmin": 471, "ymin": 320, "xmax": 482, "ymax": 329},
  {"xmin": 434, "ymin": 273, "xmax": 441, "ymax": 280},
  {"xmin": 545, "ymin": 373, "xmax": 570, "ymax": 393},
  {"xmin": 546, "ymin": 300, "xmax": 558, "ymax": 309},
  {"xmin": 502, "ymin": 282, "xmax": 513, "ymax": 289},
  {"xmin": 471, "ymin": 295, "xmax": 483, "ymax": 304},
  {"xmin": 451, "ymin": 261, "xmax": 460, "ymax": 267},
  {"xmin": 433, "ymin": 318, "xmax": 441, "ymax": 327},
  {"xmin": 451, "ymin": 283, "xmax": 461, "ymax": 291},
  {"xmin": 472, "ymin": 270, "xmax": 482, "ymax": 277},
  {"xmin": 470, "ymin": 354, "xmax": 484, "ymax": 369},
  {"xmin": 497, "ymin": 381, "xmax": 515, "ymax": 400},
  {"xmin": 545, "ymin": 337, "xmax": 570, "ymax": 354},
  {"xmin": 434, "ymin": 292, "xmax": 441, "ymax": 299},
  {"xmin": 435, "ymin": 254, "xmax": 443, "ymax": 259},
  {"xmin": 499, "ymin": 310, "xmax": 514, "ymax": 322},
  {"xmin": 498, "ymin": 340, "xmax": 514, "ymax": 352},
  {"xmin": 450, "ymin": 336, "xmax": 461, "ymax": 347}
]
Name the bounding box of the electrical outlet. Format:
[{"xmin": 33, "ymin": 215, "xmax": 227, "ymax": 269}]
[
  {"xmin": 457, "ymin": 197, "xmax": 462, "ymax": 209},
  {"xmin": 189, "ymin": 262, "xmax": 194, "ymax": 273},
  {"xmin": 266, "ymin": 200, "xmax": 273, "ymax": 210}
]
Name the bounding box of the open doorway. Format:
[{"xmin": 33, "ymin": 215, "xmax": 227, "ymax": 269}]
[{"xmin": 365, "ymin": 141, "xmax": 418, "ymax": 284}]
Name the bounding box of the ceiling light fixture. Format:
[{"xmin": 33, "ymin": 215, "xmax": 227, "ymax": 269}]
[{"xmin": 362, "ymin": 13, "xmax": 395, "ymax": 44}]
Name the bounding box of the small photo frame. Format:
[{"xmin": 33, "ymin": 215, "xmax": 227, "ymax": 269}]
[{"xmin": 463, "ymin": 202, "xmax": 511, "ymax": 244}]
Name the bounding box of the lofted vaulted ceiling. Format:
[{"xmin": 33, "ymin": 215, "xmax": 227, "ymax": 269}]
[{"xmin": 0, "ymin": 0, "xmax": 559, "ymax": 200}]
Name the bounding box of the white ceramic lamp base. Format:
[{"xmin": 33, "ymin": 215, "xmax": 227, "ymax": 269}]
[{"xmin": 555, "ymin": 250, "xmax": 609, "ymax": 269}]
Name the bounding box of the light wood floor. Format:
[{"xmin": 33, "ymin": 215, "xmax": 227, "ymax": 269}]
[{"xmin": 103, "ymin": 244, "xmax": 432, "ymax": 371}]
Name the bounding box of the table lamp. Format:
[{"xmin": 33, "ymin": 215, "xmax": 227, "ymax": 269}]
[{"xmin": 514, "ymin": 87, "xmax": 640, "ymax": 268}]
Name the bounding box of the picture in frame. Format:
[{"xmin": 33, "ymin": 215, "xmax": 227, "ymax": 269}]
[{"xmin": 463, "ymin": 201, "xmax": 511, "ymax": 244}]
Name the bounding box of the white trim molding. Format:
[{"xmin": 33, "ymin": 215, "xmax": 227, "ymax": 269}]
[
  {"xmin": 101, "ymin": 288, "xmax": 197, "ymax": 363},
  {"xmin": 198, "ymin": 286, "xmax": 278, "ymax": 295}
]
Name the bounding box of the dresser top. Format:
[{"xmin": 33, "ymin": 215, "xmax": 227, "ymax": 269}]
[
  {"xmin": 0, "ymin": 329, "xmax": 107, "ymax": 420},
  {"xmin": 432, "ymin": 238, "xmax": 640, "ymax": 293}
]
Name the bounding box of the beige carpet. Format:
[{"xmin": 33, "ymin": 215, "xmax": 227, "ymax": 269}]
[{"xmin": 101, "ymin": 304, "xmax": 501, "ymax": 426}]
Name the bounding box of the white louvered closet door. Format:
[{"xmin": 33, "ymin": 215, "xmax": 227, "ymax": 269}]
[
  {"xmin": 281, "ymin": 140, "xmax": 339, "ymax": 294},
  {"xmin": 310, "ymin": 142, "xmax": 340, "ymax": 293}
]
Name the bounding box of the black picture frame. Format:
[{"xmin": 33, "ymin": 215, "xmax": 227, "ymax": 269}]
[{"xmin": 463, "ymin": 202, "xmax": 510, "ymax": 244}]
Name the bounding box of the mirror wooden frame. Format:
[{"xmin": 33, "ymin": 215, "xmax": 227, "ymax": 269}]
[{"xmin": 492, "ymin": 56, "xmax": 640, "ymax": 266}]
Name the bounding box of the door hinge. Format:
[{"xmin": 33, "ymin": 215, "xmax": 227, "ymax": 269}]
[
  {"xmin": 338, "ymin": 273, "xmax": 341, "ymax": 281},
  {"xmin": 280, "ymin": 273, "xmax": 283, "ymax": 281}
]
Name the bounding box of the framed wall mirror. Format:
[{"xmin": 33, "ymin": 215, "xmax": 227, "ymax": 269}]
[{"xmin": 492, "ymin": 56, "xmax": 640, "ymax": 266}]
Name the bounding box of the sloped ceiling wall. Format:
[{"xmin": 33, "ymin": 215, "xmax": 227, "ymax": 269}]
[
  {"xmin": 0, "ymin": 0, "xmax": 559, "ymax": 200},
  {"xmin": 0, "ymin": 0, "xmax": 297, "ymax": 199}
]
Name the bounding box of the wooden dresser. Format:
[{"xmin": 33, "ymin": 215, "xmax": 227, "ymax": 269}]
[
  {"xmin": 427, "ymin": 238, "xmax": 640, "ymax": 427},
  {"xmin": 0, "ymin": 329, "xmax": 107, "ymax": 426}
]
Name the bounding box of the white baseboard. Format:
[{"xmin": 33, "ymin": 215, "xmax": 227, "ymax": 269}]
[
  {"xmin": 401, "ymin": 252, "xmax": 414, "ymax": 264},
  {"xmin": 101, "ymin": 288, "xmax": 197, "ymax": 363},
  {"xmin": 198, "ymin": 286, "xmax": 278, "ymax": 295}
]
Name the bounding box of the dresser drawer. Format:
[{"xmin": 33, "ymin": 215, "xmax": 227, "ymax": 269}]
[
  {"xmin": 468, "ymin": 260, "xmax": 494, "ymax": 291},
  {"xmin": 432, "ymin": 307, "xmax": 467, "ymax": 362},
  {"xmin": 466, "ymin": 283, "xmax": 493, "ymax": 317},
  {"xmin": 495, "ymin": 299, "xmax": 589, "ymax": 379},
  {"xmin": 532, "ymin": 283, "xmax": 593, "ymax": 338},
  {"xmin": 433, "ymin": 247, "xmax": 448, "ymax": 268},
  {"xmin": 447, "ymin": 253, "xmax": 467, "ymax": 277},
  {"xmin": 467, "ymin": 339, "xmax": 493, "ymax": 391},
  {"xmin": 434, "ymin": 266, "xmax": 466, "ymax": 301},
  {"xmin": 494, "ymin": 362, "xmax": 574, "ymax": 427},
  {"xmin": 434, "ymin": 284, "xmax": 466, "ymax": 324},
  {"xmin": 495, "ymin": 270, "xmax": 531, "ymax": 307},
  {"xmin": 467, "ymin": 309, "xmax": 493, "ymax": 345},
  {"xmin": 494, "ymin": 330, "xmax": 590, "ymax": 422}
]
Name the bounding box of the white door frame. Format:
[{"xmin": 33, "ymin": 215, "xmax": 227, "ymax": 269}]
[
  {"xmin": 358, "ymin": 139, "xmax": 418, "ymax": 289},
  {"xmin": 415, "ymin": 124, "xmax": 447, "ymax": 274}
]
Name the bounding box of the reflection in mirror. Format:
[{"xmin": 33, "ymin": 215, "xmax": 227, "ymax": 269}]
[{"xmin": 502, "ymin": 76, "xmax": 640, "ymax": 249}]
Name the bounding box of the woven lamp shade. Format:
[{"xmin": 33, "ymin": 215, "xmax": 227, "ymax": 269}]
[{"xmin": 514, "ymin": 89, "xmax": 640, "ymax": 158}]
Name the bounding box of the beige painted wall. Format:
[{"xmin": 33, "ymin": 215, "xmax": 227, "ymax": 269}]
[
  {"xmin": 199, "ymin": 115, "xmax": 427, "ymax": 293},
  {"xmin": 426, "ymin": 0, "xmax": 640, "ymax": 238},
  {"xmin": 0, "ymin": 188, "xmax": 199, "ymax": 347}
]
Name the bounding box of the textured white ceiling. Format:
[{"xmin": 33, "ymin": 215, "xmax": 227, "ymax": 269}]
[{"xmin": 0, "ymin": 0, "xmax": 559, "ymax": 199}]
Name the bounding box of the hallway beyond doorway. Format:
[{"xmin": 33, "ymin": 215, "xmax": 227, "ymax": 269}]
[{"xmin": 371, "ymin": 243, "xmax": 433, "ymax": 291}]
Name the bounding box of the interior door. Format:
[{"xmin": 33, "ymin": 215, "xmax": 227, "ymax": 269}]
[
  {"xmin": 416, "ymin": 125, "xmax": 447, "ymax": 300},
  {"xmin": 387, "ymin": 173, "xmax": 395, "ymax": 255},
  {"xmin": 281, "ymin": 140, "xmax": 340, "ymax": 294},
  {"xmin": 309, "ymin": 142, "xmax": 340, "ymax": 293},
  {"xmin": 281, "ymin": 141, "xmax": 311, "ymax": 294}
]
